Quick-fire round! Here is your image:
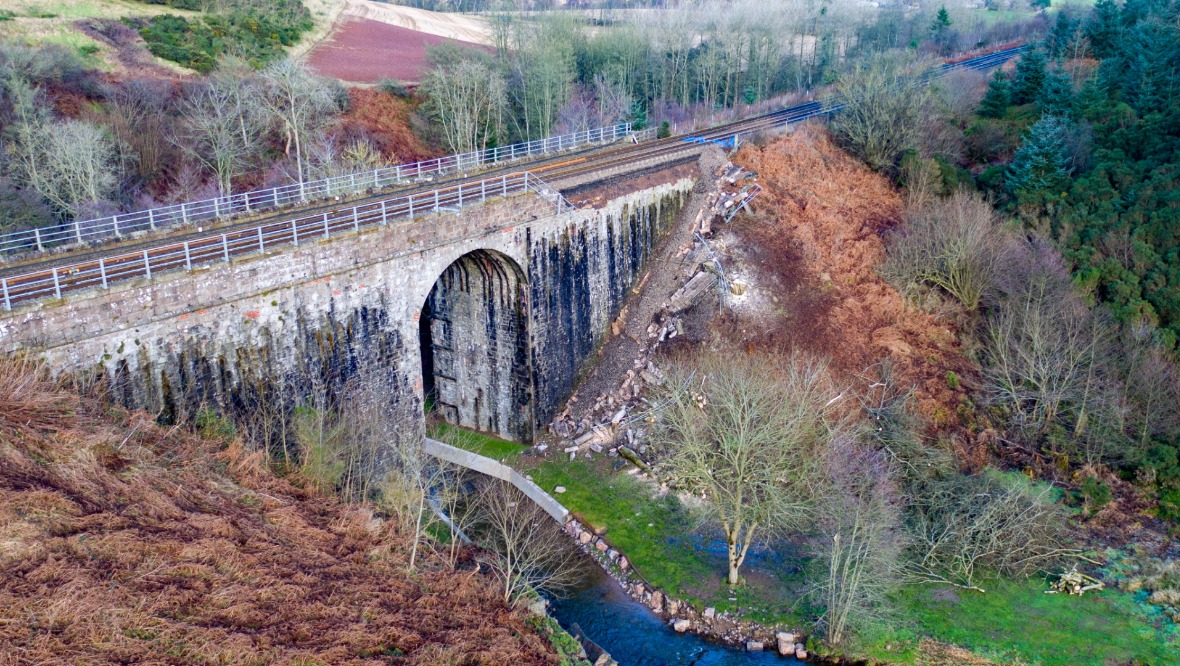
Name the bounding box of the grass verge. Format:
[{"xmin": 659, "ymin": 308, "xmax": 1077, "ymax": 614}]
[{"xmin": 853, "ymin": 577, "xmax": 1180, "ymax": 665}]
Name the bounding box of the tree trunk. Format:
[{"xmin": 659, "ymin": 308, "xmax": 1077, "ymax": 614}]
[{"xmin": 727, "ymin": 543, "xmax": 740, "ymax": 586}]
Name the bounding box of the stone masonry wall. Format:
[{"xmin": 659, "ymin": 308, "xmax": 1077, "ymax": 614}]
[{"xmin": 1, "ymin": 177, "xmax": 695, "ymax": 447}]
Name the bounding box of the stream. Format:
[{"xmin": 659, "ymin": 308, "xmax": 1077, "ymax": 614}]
[{"xmin": 548, "ymin": 559, "xmax": 803, "ymax": 666}]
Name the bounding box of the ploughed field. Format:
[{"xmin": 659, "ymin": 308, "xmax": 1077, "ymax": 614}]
[{"xmin": 308, "ymin": 17, "xmax": 490, "ymax": 84}]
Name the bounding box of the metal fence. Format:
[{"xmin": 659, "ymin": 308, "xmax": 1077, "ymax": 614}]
[
  {"xmin": 1, "ymin": 172, "xmax": 572, "ymax": 311},
  {"xmin": 0, "ymin": 123, "xmax": 630, "ymax": 260}
]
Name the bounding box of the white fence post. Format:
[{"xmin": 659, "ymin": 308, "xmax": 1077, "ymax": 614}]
[
  {"xmin": 52, "ymin": 267, "xmax": 61, "ymax": 299},
  {"xmin": 184, "ymin": 242, "xmax": 191, "ymax": 271},
  {"xmin": 143, "ymin": 250, "xmax": 151, "ymax": 280},
  {"xmin": 222, "ymin": 234, "xmax": 229, "ymax": 262},
  {"xmin": 2, "ymin": 277, "xmax": 10, "ymax": 311}
]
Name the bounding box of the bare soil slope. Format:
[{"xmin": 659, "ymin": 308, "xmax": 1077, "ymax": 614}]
[
  {"xmin": 729, "ymin": 127, "xmax": 976, "ymax": 438},
  {"xmin": 0, "ymin": 364, "xmax": 558, "ymax": 665}
]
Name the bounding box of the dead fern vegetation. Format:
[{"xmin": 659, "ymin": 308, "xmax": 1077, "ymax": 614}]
[{"xmin": 0, "ymin": 360, "xmax": 559, "ymax": 665}]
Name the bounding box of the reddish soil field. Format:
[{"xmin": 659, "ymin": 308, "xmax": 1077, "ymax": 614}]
[{"xmin": 308, "ymin": 18, "xmax": 489, "ymax": 84}]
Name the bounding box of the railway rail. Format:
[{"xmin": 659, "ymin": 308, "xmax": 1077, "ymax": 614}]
[{"xmin": 0, "ymin": 45, "xmax": 1024, "ymax": 312}]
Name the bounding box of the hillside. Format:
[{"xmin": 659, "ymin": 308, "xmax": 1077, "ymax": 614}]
[
  {"xmin": 0, "ymin": 363, "xmax": 560, "ymax": 665},
  {"xmin": 731, "ymin": 128, "xmax": 976, "ymax": 438}
]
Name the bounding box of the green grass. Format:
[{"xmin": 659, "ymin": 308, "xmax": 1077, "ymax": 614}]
[
  {"xmin": 521, "ymin": 455, "xmax": 804, "ymax": 625},
  {"xmin": 859, "ymin": 578, "xmax": 1180, "ymax": 665},
  {"xmin": 0, "ymin": 0, "xmax": 190, "ymax": 19},
  {"xmin": 430, "ymin": 423, "xmax": 528, "ymax": 462},
  {"xmin": 435, "ymin": 426, "xmax": 1175, "ymax": 663}
]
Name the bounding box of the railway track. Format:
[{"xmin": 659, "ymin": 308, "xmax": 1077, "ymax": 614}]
[{"xmin": 0, "ymin": 45, "xmax": 1023, "ymax": 312}]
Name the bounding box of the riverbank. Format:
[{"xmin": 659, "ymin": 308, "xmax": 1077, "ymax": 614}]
[
  {"xmin": 443, "ymin": 426, "xmax": 1180, "ymax": 666},
  {"xmin": 563, "ymin": 515, "xmax": 812, "ymax": 659}
]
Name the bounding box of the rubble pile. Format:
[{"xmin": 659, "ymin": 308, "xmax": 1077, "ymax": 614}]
[{"xmin": 544, "ymin": 161, "xmax": 761, "ymax": 465}]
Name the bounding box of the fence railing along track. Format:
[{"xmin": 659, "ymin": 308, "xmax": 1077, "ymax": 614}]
[
  {"xmin": 1, "ymin": 172, "xmax": 571, "ymax": 311},
  {"xmin": 0, "ymin": 123, "xmax": 629, "ymax": 261}
]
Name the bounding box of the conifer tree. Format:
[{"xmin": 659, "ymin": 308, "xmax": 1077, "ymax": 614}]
[
  {"xmin": 1085, "ymin": 0, "xmax": 1122, "ymax": 59},
  {"xmin": 1011, "ymin": 49, "xmax": 1048, "ymax": 105},
  {"xmin": 1037, "ymin": 67, "xmax": 1074, "ymax": 117},
  {"xmin": 930, "ymin": 6, "xmax": 952, "ymax": 36},
  {"xmin": 930, "ymin": 5, "xmax": 953, "ymax": 51},
  {"xmin": 1008, "ymin": 116, "xmax": 1071, "ymax": 199},
  {"xmin": 978, "ymin": 70, "xmax": 1011, "ymax": 118}
]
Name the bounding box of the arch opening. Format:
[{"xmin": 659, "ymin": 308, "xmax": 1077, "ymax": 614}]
[{"xmin": 419, "ymin": 249, "xmax": 533, "ymax": 442}]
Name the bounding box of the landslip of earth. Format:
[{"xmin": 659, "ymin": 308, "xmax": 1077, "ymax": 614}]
[{"xmin": 308, "ymin": 1, "xmax": 492, "ymax": 84}]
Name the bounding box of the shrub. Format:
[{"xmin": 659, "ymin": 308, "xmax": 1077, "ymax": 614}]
[
  {"xmin": 194, "ymin": 407, "xmax": 236, "ymax": 443},
  {"xmin": 377, "ymin": 78, "xmax": 411, "ymax": 98},
  {"xmin": 135, "ymin": 0, "xmax": 312, "ymax": 72},
  {"xmin": 1079, "ymin": 476, "xmax": 1112, "ymax": 515},
  {"xmin": 881, "ymin": 191, "xmax": 1003, "ymax": 310}
]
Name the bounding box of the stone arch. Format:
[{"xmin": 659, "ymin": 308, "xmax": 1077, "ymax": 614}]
[{"xmin": 419, "ymin": 249, "xmax": 533, "ymax": 442}]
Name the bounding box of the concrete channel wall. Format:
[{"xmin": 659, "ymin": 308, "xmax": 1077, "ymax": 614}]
[{"xmin": 421, "ymin": 438, "xmax": 570, "ymax": 524}]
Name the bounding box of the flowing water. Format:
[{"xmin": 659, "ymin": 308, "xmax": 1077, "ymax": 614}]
[{"xmin": 549, "ymin": 560, "xmax": 803, "ymax": 666}]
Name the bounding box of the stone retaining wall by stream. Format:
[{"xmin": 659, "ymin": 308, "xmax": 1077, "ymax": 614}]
[
  {"xmin": 561, "ymin": 518, "xmax": 812, "ymax": 660},
  {"xmin": 421, "ymin": 437, "xmax": 810, "ymax": 659}
]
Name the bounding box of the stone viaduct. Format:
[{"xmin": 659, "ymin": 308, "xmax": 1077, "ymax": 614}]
[{"xmin": 0, "ymin": 163, "xmax": 697, "ymax": 445}]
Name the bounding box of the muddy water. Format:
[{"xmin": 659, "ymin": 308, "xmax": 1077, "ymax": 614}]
[{"xmin": 549, "ymin": 559, "xmax": 803, "ymax": 666}]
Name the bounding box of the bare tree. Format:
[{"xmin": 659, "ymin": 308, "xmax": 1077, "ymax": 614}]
[
  {"xmin": 106, "ymin": 78, "xmax": 174, "ymax": 184},
  {"xmin": 934, "ymin": 67, "xmax": 986, "ymax": 127},
  {"xmin": 2, "ymin": 72, "xmax": 52, "ymax": 207},
  {"xmin": 258, "ymin": 59, "xmax": 338, "ymax": 196},
  {"xmin": 421, "ymin": 46, "xmax": 507, "ymax": 154},
  {"xmin": 472, "ymin": 480, "xmax": 582, "ymax": 604},
  {"xmin": 40, "ymin": 120, "xmax": 120, "ymax": 218},
  {"xmin": 1119, "ymin": 324, "xmax": 1180, "ymax": 453},
  {"xmin": 649, "ymin": 352, "xmax": 834, "ymax": 586},
  {"xmin": 306, "ymin": 135, "xmax": 387, "ymax": 190},
  {"xmin": 983, "ymin": 240, "xmax": 1114, "ymax": 438},
  {"xmin": 431, "ymin": 459, "xmax": 480, "ymax": 568},
  {"xmin": 816, "ymin": 436, "xmax": 904, "ymax": 646},
  {"xmin": 829, "ymin": 52, "xmax": 936, "ymax": 173},
  {"xmin": 881, "ymin": 191, "xmax": 1003, "ymax": 310},
  {"xmin": 905, "ymin": 469, "xmax": 1073, "ymax": 592},
  {"xmin": 177, "ymin": 66, "xmax": 266, "ymax": 196}
]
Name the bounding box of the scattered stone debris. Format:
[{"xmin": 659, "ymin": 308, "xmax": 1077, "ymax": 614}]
[{"xmin": 545, "ymin": 157, "xmax": 762, "ymax": 463}]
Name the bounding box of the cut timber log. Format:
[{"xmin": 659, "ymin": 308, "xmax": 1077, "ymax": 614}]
[
  {"xmin": 618, "ymin": 445, "xmax": 652, "ymax": 472},
  {"xmin": 668, "ymin": 271, "xmax": 716, "ymax": 313}
]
